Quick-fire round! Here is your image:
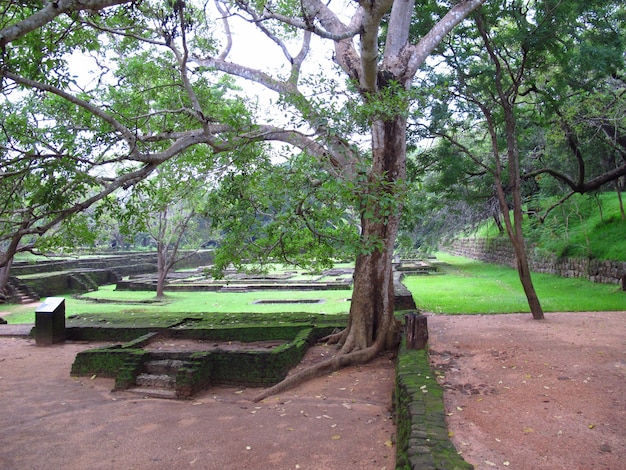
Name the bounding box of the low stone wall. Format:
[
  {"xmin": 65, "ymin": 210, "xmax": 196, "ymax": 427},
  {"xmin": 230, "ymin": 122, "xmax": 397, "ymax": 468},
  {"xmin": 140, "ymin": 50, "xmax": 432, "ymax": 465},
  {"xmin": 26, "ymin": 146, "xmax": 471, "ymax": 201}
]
[
  {"xmin": 12, "ymin": 251, "xmax": 215, "ymax": 298},
  {"xmin": 444, "ymin": 238, "xmax": 626, "ymax": 286},
  {"xmin": 70, "ymin": 325, "xmax": 340, "ymax": 391},
  {"xmin": 11, "ymin": 251, "xmax": 214, "ymax": 277},
  {"xmin": 394, "ymin": 337, "xmax": 472, "ymax": 470}
]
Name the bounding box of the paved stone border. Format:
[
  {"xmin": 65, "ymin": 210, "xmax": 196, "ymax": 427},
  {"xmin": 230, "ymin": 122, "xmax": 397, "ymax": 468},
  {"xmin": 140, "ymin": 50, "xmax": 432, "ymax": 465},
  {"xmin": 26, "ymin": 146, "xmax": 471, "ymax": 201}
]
[
  {"xmin": 0, "ymin": 323, "xmax": 33, "ymax": 337},
  {"xmin": 394, "ymin": 339, "xmax": 473, "ymax": 470}
]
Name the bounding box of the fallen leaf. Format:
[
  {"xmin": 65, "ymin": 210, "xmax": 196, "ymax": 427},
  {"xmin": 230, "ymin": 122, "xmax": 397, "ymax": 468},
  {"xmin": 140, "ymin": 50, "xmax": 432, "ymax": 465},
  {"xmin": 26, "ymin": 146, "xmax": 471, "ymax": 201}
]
[
  {"xmin": 384, "ymin": 440, "xmax": 394, "ymax": 448},
  {"xmin": 523, "ymin": 427, "xmax": 534, "ymax": 434},
  {"xmin": 331, "ymin": 435, "xmax": 341, "ymax": 440},
  {"xmin": 588, "ymin": 424, "xmax": 595, "ymax": 429},
  {"xmin": 448, "ymin": 431, "xmax": 455, "ymax": 438}
]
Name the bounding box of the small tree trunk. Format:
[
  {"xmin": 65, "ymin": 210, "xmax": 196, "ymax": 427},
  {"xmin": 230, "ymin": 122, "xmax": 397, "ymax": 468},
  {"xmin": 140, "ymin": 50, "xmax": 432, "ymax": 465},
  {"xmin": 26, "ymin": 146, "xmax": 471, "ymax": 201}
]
[
  {"xmin": 615, "ymin": 183, "xmax": 625, "ymax": 220},
  {"xmin": 156, "ymin": 241, "xmax": 167, "ymax": 299},
  {"xmin": 0, "ymin": 234, "xmax": 22, "ymax": 296},
  {"xmin": 0, "ymin": 263, "xmax": 11, "ymax": 297},
  {"xmin": 476, "ymin": 12, "xmax": 545, "ymax": 321},
  {"xmin": 513, "ymin": 243, "xmax": 544, "ymax": 318}
]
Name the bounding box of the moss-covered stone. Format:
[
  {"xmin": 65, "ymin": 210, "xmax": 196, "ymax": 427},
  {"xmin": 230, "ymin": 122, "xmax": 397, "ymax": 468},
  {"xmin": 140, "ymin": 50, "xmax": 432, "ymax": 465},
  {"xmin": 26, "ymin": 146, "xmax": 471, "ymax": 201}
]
[
  {"xmin": 71, "ymin": 347, "xmax": 149, "ymax": 379},
  {"xmin": 70, "ymin": 325, "xmax": 332, "ymax": 393},
  {"xmin": 394, "ymin": 339, "xmax": 473, "ymax": 470}
]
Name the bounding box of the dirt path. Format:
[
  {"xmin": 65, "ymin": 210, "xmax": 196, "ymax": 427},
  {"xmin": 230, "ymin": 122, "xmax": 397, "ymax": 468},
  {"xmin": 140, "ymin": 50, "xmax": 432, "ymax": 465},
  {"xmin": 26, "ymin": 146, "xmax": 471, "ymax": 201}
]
[
  {"xmin": 428, "ymin": 311, "xmax": 625, "ymax": 470},
  {"xmin": 0, "ymin": 339, "xmax": 396, "ymax": 470}
]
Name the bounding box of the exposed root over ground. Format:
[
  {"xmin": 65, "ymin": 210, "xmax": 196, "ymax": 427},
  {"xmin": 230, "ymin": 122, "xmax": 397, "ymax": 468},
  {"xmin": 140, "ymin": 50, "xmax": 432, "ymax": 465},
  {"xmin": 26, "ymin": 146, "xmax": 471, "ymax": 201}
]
[{"xmin": 253, "ymin": 343, "xmax": 383, "ymax": 402}]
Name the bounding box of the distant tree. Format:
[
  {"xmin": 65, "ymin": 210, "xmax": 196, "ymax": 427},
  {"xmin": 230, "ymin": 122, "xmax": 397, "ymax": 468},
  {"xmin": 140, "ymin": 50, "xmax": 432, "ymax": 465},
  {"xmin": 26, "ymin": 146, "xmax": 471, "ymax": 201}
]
[
  {"xmin": 421, "ymin": 0, "xmax": 626, "ymax": 320},
  {"xmin": 122, "ymin": 157, "xmax": 211, "ymax": 299}
]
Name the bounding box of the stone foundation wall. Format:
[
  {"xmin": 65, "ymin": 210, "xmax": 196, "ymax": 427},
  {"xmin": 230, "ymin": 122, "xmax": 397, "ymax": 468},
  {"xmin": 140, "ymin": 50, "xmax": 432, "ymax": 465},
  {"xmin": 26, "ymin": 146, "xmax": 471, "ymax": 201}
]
[
  {"xmin": 394, "ymin": 338, "xmax": 473, "ymax": 470},
  {"xmin": 444, "ymin": 238, "xmax": 626, "ymax": 286}
]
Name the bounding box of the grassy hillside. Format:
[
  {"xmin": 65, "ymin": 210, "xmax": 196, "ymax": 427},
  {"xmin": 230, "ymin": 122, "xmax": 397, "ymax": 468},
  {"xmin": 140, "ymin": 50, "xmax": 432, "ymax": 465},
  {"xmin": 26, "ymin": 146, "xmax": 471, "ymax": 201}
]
[{"xmin": 473, "ymin": 192, "xmax": 626, "ymax": 261}]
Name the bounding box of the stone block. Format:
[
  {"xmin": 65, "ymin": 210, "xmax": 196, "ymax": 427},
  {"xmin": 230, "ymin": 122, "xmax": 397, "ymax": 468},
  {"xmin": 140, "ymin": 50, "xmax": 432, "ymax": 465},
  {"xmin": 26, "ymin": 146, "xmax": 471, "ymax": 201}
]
[{"xmin": 35, "ymin": 297, "xmax": 65, "ymax": 346}]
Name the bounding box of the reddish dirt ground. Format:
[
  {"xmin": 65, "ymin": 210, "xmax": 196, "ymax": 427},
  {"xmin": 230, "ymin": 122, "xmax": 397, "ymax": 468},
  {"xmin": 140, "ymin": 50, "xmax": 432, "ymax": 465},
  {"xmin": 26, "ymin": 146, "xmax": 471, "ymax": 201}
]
[
  {"xmin": 0, "ymin": 337, "xmax": 396, "ymax": 470},
  {"xmin": 0, "ymin": 310, "xmax": 623, "ymax": 470},
  {"xmin": 428, "ymin": 311, "xmax": 625, "ymax": 470}
]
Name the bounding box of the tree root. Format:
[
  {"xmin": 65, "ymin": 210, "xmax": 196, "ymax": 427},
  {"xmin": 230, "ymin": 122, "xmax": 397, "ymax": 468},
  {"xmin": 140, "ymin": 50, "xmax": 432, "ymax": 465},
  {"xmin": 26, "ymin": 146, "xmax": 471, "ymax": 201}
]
[
  {"xmin": 252, "ymin": 344, "xmax": 381, "ymax": 403},
  {"xmin": 319, "ymin": 329, "xmax": 346, "ymax": 345}
]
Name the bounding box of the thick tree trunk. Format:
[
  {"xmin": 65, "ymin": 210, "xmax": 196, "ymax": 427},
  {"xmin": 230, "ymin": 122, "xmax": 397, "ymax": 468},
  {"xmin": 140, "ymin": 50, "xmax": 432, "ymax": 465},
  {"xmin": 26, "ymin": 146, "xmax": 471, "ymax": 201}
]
[
  {"xmin": 341, "ymin": 229, "xmax": 396, "ymax": 352},
  {"xmin": 253, "ymin": 117, "xmax": 407, "ymax": 402}
]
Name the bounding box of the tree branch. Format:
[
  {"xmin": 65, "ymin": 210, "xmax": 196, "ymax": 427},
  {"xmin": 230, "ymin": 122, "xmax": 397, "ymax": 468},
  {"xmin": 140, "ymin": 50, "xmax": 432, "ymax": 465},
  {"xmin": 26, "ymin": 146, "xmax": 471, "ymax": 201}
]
[
  {"xmin": 0, "ymin": 0, "xmax": 132, "ymax": 47},
  {"xmin": 406, "ymin": 0, "xmax": 487, "ymax": 82}
]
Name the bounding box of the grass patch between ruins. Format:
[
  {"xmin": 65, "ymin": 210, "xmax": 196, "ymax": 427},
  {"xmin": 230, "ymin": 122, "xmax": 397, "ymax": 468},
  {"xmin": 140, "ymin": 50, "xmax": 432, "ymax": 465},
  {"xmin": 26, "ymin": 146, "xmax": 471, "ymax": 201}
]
[{"xmin": 2, "ymin": 287, "xmax": 351, "ymax": 324}]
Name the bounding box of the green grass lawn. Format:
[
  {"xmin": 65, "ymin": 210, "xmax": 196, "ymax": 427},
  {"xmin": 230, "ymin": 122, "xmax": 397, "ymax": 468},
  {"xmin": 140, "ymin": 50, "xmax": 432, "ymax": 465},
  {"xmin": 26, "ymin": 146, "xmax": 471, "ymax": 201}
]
[
  {"xmin": 404, "ymin": 253, "xmax": 626, "ymax": 314},
  {"xmin": 1, "ymin": 286, "xmax": 351, "ymax": 324},
  {"xmin": 3, "ymin": 253, "xmax": 624, "ymax": 323}
]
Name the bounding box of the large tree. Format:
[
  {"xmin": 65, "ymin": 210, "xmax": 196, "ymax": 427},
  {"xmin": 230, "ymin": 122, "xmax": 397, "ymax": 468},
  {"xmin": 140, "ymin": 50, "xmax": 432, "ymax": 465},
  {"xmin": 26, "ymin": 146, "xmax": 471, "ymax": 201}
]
[{"xmin": 1, "ymin": 0, "xmax": 487, "ymax": 394}]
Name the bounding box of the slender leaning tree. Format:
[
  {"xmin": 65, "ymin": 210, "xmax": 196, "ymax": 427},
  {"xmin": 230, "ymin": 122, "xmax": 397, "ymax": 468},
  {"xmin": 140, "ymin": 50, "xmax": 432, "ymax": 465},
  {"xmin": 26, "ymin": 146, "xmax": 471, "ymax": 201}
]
[{"xmin": 1, "ymin": 0, "xmax": 486, "ymax": 395}]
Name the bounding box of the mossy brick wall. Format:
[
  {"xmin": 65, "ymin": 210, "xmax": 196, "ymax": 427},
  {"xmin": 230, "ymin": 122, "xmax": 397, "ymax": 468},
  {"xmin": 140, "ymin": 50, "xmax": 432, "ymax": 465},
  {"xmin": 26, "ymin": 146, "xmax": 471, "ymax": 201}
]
[
  {"xmin": 71, "ymin": 347, "xmax": 149, "ymax": 378},
  {"xmin": 176, "ymin": 359, "xmax": 214, "ymax": 397},
  {"xmin": 394, "ymin": 340, "xmax": 473, "ymax": 470},
  {"xmin": 22, "ymin": 270, "xmax": 120, "ymax": 298},
  {"xmin": 445, "ymin": 238, "xmax": 626, "ymax": 285},
  {"xmin": 207, "ymin": 328, "xmax": 314, "ymax": 386},
  {"xmin": 70, "ymin": 327, "xmax": 320, "ymax": 389},
  {"xmin": 66, "ymin": 326, "xmax": 167, "ymax": 342},
  {"xmin": 166, "ymin": 325, "xmax": 312, "ymax": 342},
  {"xmin": 166, "ymin": 324, "xmax": 338, "ymax": 343}
]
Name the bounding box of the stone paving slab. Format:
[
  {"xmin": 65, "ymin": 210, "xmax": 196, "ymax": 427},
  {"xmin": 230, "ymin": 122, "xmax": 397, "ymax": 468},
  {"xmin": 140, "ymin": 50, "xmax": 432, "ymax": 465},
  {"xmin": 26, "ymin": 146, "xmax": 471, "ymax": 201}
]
[{"xmin": 0, "ymin": 323, "xmax": 33, "ymax": 337}]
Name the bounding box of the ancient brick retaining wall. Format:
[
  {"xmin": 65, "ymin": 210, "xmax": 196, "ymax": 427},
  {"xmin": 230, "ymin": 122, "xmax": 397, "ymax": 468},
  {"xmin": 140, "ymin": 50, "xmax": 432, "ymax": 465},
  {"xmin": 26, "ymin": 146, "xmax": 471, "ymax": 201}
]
[
  {"xmin": 444, "ymin": 238, "xmax": 626, "ymax": 286},
  {"xmin": 394, "ymin": 338, "xmax": 472, "ymax": 470}
]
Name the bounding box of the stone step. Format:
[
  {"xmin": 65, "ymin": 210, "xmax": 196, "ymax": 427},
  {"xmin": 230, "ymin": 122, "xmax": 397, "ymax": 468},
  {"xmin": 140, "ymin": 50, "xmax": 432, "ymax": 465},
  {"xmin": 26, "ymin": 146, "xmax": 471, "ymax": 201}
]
[
  {"xmin": 125, "ymin": 387, "xmax": 178, "ymax": 400},
  {"xmin": 145, "ymin": 359, "xmax": 185, "ymax": 374},
  {"xmin": 136, "ymin": 373, "xmax": 176, "ymax": 389},
  {"xmin": 219, "ymin": 286, "xmax": 250, "ymax": 293}
]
